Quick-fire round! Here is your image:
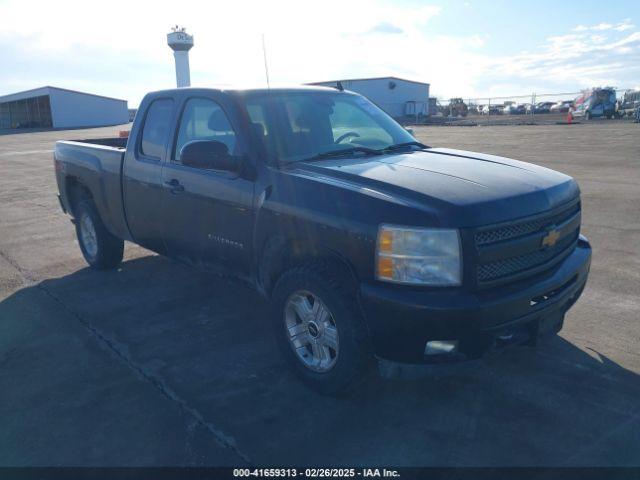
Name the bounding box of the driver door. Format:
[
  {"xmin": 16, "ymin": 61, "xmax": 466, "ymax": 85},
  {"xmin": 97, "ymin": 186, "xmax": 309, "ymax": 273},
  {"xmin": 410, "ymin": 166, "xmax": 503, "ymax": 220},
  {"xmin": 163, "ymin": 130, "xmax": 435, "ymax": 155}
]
[{"xmin": 160, "ymin": 96, "xmax": 254, "ymax": 275}]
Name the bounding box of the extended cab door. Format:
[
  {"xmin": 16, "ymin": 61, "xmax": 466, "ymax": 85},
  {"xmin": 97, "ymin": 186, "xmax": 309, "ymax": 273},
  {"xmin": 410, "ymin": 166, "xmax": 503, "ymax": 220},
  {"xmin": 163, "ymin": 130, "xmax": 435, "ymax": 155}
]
[
  {"xmin": 160, "ymin": 95, "xmax": 255, "ymax": 276},
  {"xmin": 122, "ymin": 97, "xmax": 176, "ymax": 254}
]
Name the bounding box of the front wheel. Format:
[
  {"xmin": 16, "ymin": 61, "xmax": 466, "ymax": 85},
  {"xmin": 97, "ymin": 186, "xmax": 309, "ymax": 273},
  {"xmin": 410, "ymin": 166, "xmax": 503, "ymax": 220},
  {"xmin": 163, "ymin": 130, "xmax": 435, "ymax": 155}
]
[
  {"xmin": 271, "ymin": 261, "xmax": 372, "ymax": 395},
  {"xmin": 74, "ymin": 199, "xmax": 124, "ymax": 269}
]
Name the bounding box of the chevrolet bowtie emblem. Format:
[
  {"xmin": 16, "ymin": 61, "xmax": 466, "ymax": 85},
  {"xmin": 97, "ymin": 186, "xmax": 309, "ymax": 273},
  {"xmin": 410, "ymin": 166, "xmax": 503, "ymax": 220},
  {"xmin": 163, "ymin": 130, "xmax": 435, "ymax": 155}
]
[{"xmin": 542, "ymin": 228, "xmax": 561, "ymax": 248}]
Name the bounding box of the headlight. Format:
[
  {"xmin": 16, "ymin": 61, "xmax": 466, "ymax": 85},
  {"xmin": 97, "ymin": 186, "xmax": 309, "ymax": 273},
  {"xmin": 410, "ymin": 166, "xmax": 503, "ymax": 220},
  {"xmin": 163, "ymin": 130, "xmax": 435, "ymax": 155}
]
[{"xmin": 376, "ymin": 225, "xmax": 462, "ymax": 286}]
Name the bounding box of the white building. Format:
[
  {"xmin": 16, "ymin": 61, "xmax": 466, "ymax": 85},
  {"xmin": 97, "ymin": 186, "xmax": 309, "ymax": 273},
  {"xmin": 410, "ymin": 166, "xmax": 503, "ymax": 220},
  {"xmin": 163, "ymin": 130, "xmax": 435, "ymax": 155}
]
[
  {"xmin": 308, "ymin": 76, "xmax": 430, "ymax": 118},
  {"xmin": 0, "ymin": 86, "xmax": 128, "ymax": 130}
]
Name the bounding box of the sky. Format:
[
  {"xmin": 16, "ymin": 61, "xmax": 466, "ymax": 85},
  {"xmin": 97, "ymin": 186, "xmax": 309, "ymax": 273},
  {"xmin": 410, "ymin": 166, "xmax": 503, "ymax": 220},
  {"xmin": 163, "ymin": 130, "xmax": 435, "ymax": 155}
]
[{"xmin": 1, "ymin": 0, "xmax": 638, "ymax": 107}]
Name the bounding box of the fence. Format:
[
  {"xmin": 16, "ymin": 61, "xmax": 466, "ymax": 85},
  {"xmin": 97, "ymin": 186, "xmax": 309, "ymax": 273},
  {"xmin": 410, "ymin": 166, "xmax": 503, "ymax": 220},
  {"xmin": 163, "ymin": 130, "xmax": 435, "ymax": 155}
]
[{"xmin": 425, "ymin": 88, "xmax": 638, "ymax": 125}]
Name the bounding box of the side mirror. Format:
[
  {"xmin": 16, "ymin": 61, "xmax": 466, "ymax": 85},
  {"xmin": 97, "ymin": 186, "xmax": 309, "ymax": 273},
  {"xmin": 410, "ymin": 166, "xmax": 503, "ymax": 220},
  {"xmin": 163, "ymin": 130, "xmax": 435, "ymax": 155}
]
[{"xmin": 180, "ymin": 140, "xmax": 237, "ymax": 171}]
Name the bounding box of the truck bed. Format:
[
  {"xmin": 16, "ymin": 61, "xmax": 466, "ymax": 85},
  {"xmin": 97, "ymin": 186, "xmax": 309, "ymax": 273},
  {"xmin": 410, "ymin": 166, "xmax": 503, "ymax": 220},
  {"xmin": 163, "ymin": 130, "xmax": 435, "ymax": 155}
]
[
  {"xmin": 54, "ymin": 138, "xmax": 129, "ymax": 240},
  {"xmin": 69, "ymin": 137, "xmax": 128, "ymax": 149}
]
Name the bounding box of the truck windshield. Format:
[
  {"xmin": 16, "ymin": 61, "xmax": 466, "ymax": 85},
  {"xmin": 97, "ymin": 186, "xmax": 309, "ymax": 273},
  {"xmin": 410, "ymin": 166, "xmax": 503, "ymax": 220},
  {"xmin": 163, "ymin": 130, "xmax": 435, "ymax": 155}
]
[{"xmin": 241, "ymin": 91, "xmax": 416, "ymax": 163}]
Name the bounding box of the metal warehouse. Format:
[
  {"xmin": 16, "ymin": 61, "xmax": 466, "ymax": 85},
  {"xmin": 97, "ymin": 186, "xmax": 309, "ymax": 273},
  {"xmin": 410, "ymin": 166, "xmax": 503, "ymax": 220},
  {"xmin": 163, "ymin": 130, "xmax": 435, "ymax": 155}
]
[
  {"xmin": 308, "ymin": 76, "xmax": 430, "ymax": 118},
  {"xmin": 0, "ymin": 86, "xmax": 128, "ymax": 130}
]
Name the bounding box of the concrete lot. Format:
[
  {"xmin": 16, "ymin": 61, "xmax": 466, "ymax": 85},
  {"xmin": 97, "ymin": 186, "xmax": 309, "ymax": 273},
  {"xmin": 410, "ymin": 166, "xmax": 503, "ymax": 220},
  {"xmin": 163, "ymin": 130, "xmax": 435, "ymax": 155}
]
[{"xmin": 0, "ymin": 123, "xmax": 639, "ymax": 466}]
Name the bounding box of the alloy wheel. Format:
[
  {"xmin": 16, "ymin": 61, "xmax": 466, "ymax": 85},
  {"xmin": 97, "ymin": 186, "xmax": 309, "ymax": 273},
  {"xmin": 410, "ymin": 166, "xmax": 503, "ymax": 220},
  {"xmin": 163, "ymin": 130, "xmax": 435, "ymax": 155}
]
[{"xmin": 284, "ymin": 290, "xmax": 339, "ymax": 372}]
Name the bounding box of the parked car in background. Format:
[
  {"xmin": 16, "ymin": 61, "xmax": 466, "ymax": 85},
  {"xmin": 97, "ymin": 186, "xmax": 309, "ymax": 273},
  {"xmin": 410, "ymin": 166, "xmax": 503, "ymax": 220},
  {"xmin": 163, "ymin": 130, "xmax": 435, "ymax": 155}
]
[
  {"xmin": 571, "ymin": 88, "xmax": 616, "ymax": 119},
  {"xmin": 618, "ymin": 89, "xmax": 640, "ymax": 117},
  {"xmin": 550, "ymin": 100, "xmax": 574, "ymax": 114},
  {"xmin": 504, "ymin": 104, "xmax": 526, "ymax": 115},
  {"xmin": 527, "ymin": 102, "xmax": 555, "ymax": 114},
  {"xmin": 481, "ymin": 104, "xmax": 503, "ymax": 115}
]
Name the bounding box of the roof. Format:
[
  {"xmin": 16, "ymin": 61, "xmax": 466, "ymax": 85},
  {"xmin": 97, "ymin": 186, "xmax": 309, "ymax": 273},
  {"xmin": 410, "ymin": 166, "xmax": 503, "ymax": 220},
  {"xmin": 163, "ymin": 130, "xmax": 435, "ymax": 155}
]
[
  {"xmin": 145, "ymin": 85, "xmax": 345, "ymax": 97},
  {"xmin": 0, "ymin": 86, "xmax": 127, "ymax": 103},
  {"xmin": 307, "ymin": 76, "xmax": 429, "ymax": 87}
]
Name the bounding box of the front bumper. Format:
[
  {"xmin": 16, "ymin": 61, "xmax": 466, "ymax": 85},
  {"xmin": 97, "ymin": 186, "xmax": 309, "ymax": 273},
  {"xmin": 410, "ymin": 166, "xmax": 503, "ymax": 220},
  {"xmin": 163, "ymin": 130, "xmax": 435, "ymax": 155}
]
[{"xmin": 359, "ymin": 236, "xmax": 591, "ymax": 363}]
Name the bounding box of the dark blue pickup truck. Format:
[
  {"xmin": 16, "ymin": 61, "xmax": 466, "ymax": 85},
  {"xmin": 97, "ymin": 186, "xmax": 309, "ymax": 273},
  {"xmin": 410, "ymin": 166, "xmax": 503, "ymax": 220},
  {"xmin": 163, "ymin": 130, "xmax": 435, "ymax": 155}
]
[{"xmin": 54, "ymin": 86, "xmax": 591, "ymax": 394}]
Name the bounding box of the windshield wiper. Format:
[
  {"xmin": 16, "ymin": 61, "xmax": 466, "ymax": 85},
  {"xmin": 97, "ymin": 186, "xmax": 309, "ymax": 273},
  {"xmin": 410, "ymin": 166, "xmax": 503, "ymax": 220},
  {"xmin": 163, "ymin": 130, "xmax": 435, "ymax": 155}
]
[
  {"xmin": 303, "ymin": 146, "xmax": 382, "ymax": 162},
  {"xmin": 295, "ymin": 142, "xmax": 427, "ymax": 164},
  {"xmin": 380, "ymin": 141, "xmax": 429, "ymax": 152}
]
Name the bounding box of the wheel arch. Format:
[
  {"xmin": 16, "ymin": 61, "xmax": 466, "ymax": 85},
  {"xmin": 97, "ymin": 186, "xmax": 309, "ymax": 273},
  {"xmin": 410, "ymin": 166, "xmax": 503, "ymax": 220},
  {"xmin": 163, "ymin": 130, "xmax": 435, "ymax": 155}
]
[
  {"xmin": 258, "ymin": 235, "xmax": 360, "ymax": 298},
  {"xmin": 64, "ymin": 176, "xmax": 94, "ymax": 216}
]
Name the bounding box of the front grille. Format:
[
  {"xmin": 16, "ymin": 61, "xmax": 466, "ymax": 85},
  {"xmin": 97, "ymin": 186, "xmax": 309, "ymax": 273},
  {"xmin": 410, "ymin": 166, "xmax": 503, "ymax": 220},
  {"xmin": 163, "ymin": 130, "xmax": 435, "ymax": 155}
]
[
  {"xmin": 477, "ymin": 231, "xmax": 578, "ymax": 282},
  {"xmin": 475, "ymin": 202, "xmax": 580, "ymax": 245},
  {"xmin": 475, "ymin": 201, "xmax": 581, "ymax": 285}
]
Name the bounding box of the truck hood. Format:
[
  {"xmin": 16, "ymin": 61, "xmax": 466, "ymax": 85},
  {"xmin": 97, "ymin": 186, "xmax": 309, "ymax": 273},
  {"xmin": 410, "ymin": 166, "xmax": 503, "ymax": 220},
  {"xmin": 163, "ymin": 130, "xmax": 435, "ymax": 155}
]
[{"xmin": 293, "ymin": 147, "xmax": 579, "ymax": 227}]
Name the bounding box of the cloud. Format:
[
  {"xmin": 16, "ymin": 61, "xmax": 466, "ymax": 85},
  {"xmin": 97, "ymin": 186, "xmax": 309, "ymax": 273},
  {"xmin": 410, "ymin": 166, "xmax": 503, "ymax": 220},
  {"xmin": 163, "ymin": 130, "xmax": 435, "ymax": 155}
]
[
  {"xmin": 368, "ymin": 22, "xmax": 404, "ymax": 35},
  {"xmin": 592, "ymin": 23, "xmax": 614, "ymax": 31},
  {"xmin": 467, "ymin": 34, "xmax": 488, "ymax": 48},
  {"xmin": 573, "ymin": 21, "xmax": 634, "ymax": 33},
  {"xmin": 614, "ymin": 21, "xmax": 635, "ymax": 32},
  {"xmin": 475, "ymin": 27, "xmax": 640, "ymax": 98}
]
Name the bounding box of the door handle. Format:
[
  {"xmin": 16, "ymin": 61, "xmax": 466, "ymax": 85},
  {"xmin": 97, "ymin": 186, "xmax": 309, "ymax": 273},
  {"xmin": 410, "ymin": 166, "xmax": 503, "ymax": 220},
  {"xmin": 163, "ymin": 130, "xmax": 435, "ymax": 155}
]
[{"xmin": 164, "ymin": 179, "xmax": 185, "ymax": 193}]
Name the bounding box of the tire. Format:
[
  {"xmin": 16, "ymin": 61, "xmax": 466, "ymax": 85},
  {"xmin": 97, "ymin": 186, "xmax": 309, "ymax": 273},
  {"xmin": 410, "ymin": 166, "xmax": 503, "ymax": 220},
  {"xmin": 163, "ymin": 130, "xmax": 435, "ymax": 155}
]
[
  {"xmin": 74, "ymin": 199, "xmax": 124, "ymax": 269},
  {"xmin": 585, "ymin": 111, "xmax": 592, "ymax": 120},
  {"xmin": 271, "ymin": 261, "xmax": 372, "ymax": 395}
]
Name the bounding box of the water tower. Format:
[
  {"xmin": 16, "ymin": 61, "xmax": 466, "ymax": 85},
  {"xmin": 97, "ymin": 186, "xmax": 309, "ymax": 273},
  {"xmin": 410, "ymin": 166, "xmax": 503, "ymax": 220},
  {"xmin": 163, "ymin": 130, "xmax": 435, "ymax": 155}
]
[{"xmin": 167, "ymin": 26, "xmax": 194, "ymax": 88}]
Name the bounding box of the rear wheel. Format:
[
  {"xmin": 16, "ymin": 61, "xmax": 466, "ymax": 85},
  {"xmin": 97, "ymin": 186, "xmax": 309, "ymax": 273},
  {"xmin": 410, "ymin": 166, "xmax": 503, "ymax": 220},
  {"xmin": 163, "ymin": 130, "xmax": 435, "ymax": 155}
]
[
  {"xmin": 271, "ymin": 261, "xmax": 372, "ymax": 395},
  {"xmin": 74, "ymin": 199, "xmax": 124, "ymax": 269}
]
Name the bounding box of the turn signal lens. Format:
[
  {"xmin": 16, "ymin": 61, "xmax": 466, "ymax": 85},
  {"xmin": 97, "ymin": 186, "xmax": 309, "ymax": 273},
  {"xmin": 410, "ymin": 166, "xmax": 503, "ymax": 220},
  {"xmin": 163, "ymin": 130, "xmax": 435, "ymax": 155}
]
[
  {"xmin": 377, "ymin": 256, "xmax": 394, "ymax": 278},
  {"xmin": 378, "ymin": 229, "xmax": 394, "ymax": 253}
]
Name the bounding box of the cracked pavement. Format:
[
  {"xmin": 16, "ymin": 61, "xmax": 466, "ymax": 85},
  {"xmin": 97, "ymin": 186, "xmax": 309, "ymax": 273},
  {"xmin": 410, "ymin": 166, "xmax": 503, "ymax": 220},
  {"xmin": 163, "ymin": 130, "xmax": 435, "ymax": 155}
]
[{"xmin": 0, "ymin": 123, "xmax": 639, "ymax": 466}]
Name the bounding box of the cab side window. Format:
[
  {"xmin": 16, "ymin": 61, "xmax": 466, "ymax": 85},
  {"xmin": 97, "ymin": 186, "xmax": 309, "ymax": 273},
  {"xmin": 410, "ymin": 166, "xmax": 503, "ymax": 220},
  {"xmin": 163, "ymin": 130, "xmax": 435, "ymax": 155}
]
[
  {"xmin": 140, "ymin": 98, "xmax": 174, "ymax": 159},
  {"xmin": 174, "ymin": 98, "xmax": 237, "ymax": 166}
]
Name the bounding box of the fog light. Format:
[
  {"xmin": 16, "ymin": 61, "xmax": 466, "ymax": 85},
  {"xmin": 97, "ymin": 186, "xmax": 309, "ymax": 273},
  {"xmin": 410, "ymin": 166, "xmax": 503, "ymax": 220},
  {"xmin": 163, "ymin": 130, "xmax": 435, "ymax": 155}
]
[{"xmin": 425, "ymin": 340, "xmax": 458, "ymax": 355}]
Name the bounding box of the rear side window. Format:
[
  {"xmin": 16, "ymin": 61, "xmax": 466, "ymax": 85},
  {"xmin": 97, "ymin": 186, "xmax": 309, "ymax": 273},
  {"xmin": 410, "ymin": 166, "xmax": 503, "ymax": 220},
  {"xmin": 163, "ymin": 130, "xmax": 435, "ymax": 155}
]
[
  {"xmin": 140, "ymin": 98, "xmax": 174, "ymax": 159},
  {"xmin": 174, "ymin": 98, "xmax": 237, "ymax": 162}
]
